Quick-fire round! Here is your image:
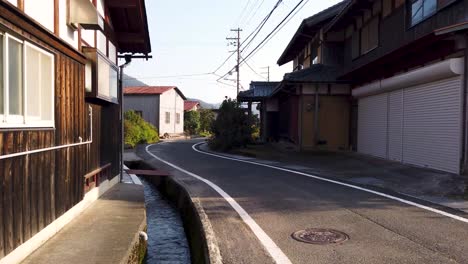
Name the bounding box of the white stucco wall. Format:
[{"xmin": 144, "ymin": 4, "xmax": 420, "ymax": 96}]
[
  {"xmin": 81, "ymin": 29, "xmax": 95, "ymax": 47},
  {"xmin": 6, "ymin": 0, "xmax": 17, "ymax": 7},
  {"xmin": 159, "ymin": 89, "xmax": 185, "ymax": 135},
  {"xmin": 59, "ymin": 0, "xmax": 79, "ymax": 49},
  {"xmin": 24, "ymin": 0, "xmax": 55, "ymax": 32}
]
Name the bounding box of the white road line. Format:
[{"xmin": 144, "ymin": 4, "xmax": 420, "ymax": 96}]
[
  {"xmin": 192, "ymin": 142, "xmax": 468, "ymax": 225},
  {"xmin": 145, "ymin": 144, "xmax": 292, "ymax": 264}
]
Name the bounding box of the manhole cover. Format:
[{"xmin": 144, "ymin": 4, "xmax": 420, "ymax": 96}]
[{"xmin": 291, "ymin": 228, "xmax": 349, "ymax": 245}]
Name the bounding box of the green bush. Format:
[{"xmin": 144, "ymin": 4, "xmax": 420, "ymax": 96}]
[
  {"xmin": 209, "ymin": 98, "xmax": 255, "ymax": 151},
  {"xmin": 199, "ymin": 130, "xmax": 212, "ymax": 138},
  {"xmin": 199, "ymin": 109, "xmax": 215, "ymax": 133},
  {"xmin": 184, "ymin": 110, "xmax": 200, "ymax": 135},
  {"xmin": 124, "ymin": 110, "xmax": 159, "ymax": 148}
]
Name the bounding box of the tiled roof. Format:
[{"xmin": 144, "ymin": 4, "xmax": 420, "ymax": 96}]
[
  {"xmin": 277, "ymin": 1, "xmax": 349, "ymax": 65},
  {"xmin": 283, "ymin": 64, "xmax": 343, "ymax": 83},
  {"xmin": 184, "ymin": 101, "xmax": 200, "ymax": 111},
  {"xmin": 238, "ymin": 81, "xmax": 280, "ymax": 101},
  {"xmin": 124, "ymin": 86, "xmax": 176, "ymax": 95}
]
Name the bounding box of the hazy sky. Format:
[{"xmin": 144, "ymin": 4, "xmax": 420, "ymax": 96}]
[{"xmin": 123, "ymin": 0, "xmax": 341, "ymax": 104}]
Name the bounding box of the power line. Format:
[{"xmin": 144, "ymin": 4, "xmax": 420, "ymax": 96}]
[
  {"xmin": 234, "ymin": 0, "xmax": 253, "ymax": 27},
  {"xmin": 123, "ymin": 72, "xmax": 214, "ymax": 80},
  {"xmin": 243, "ymin": 0, "xmax": 267, "ymax": 28},
  {"xmin": 243, "ymin": 58, "xmax": 267, "ymax": 80},
  {"xmin": 245, "ymin": 0, "xmax": 310, "ymax": 61},
  {"xmin": 241, "ymin": 0, "xmax": 308, "ymax": 65},
  {"xmin": 212, "ymin": 0, "xmax": 280, "ymax": 75},
  {"xmin": 241, "ymin": 0, "xmax": 283, "ymax": 52},
  {"xmin": 217, "ymin": 0, "xmax": 308, "ymax": 83}
]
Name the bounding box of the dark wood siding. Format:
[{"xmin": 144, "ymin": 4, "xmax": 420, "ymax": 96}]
[
  {"xmin": 0, "ymin": 6, "xmax": 121, "ymax": 258},
  {"xmin": 342, "ymin": 0, "xmax": 468, "ymax": 78}
]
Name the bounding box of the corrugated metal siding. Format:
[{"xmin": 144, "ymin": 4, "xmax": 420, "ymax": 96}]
[
  {"xmin": 402, "ymin": 77, "xmax": 462, "ymax": 173},
  {"xmin": 358, "ymin": 94, "xmax": 388, "ymax": 158},
  {"xmin": 388, "ymin": 90, "xmax": 403, "ymax": 161},
  {"xmin": 123, "ymin": 95, "xmax": 160, "ymax": 129}
]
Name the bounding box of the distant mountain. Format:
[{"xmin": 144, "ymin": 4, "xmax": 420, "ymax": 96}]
[
  {"xmin": 123, "ymin": 73, "xmax": 148, "ymax": 87},
  {"xmin": 187, "ymin": 98, "xmax": 220, "ymax": 109}
]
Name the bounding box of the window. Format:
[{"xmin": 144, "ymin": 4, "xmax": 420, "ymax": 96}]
[
  {"xmin": 351, "ymin": 31, "xmax": 360, "ymax": 59},
  {"xmin": 0, "ymin": 33, "xmax": 54, "ymax": 128},
  {"xmin": 135, "ymin": 110, "xmax": 143, "ymax": 117},
  {"xmin": 83, "ymin": 47, "xmax": 118, "ymax": 103},
  {"xmin": 360, "ymin": 17, "xmax": 379, "ymax": 54},
  {"xmin": 312, "ymin": 56, "xmax": 318, "ymax": 65},
  {"xmin": 176, "ymin": 113, "xmax": 180, "ymax": 124},
  {"xmin": 165, "ymin": 112, "xmax": 170, "ymax": 124},
  {"xmin": 410, "ymin": 0, "xmax": 437, "ymax": 26}
]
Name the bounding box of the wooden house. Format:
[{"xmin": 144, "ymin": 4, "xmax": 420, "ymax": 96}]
[
  {"xmin": 272, "ymin": 1, "xmax": 352, "ymax": 151},
  {"xmin": 326, "ymin": 0, "xmax": 468, "ymax": 174},
  {"xmin": 0, "ymin": 0, "xmax": 151, "ymax": 262}
]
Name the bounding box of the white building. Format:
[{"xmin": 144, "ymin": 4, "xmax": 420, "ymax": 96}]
[{"xmin": 124, "ymin": 86, "xmax": 186, "ymax": 137}]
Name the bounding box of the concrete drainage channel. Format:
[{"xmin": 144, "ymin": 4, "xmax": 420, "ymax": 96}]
[{"xmin": 125, "ymin": 160, "xmax": 219, "ymax": 264}]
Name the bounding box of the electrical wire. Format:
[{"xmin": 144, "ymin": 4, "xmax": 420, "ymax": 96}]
[
  {"xmin": 245, "ymin": 0, "xmax": 310, "ymax": 61},
  {"xmin": 241, "ymin": 0, "xmax": 307, "ymax": 64},
  {"xmin": 242, "ymin": 57, "xmax": 267, "ymax": 80},
  {"xmin": 218, "ymin": 0, "xmax": 308, "ymax": 82},
  {"xmin": 212, "ymin": 0, "xmax": 282, "ymax": 75}
]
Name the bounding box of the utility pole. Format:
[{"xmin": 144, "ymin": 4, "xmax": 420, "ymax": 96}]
[
  {"xmin": 227, "ymin": 28, "xmax": 242, "ymax": 95},
  {"xmin": 261, "ymin": 66, "xmax": 270, "ymax": 82}
]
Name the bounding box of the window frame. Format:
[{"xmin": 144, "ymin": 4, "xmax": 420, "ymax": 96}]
[
  {"xmin": 0, "ymin": 32, "xmax": 55, "ymax": 129},
  {"xmin": 408, "ymin": 0, "xmax": 457, "ymax": 27},
  {"xmin": 83, "ymin": 46, "xmax": 118, "ymax": 104},
  {"xmin": 165, "ymin": 112, "xmax": 170, "ymax": 124}
]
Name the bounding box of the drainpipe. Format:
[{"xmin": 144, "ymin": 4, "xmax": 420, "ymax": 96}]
[
  {"xmin": 119, "ymin": 56, "xmax": 132, "ymax": 183},
  {"xmin": 314, "ymin": 84, "xmax": 320, "ymax": 148},
  {"xmin": 462, "ymin": 35, "xmax": 468, "ymax": 175}
]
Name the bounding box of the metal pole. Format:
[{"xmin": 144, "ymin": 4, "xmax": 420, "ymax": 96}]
[
  {"xmin": 228, "ymin": 28, "xmax": 242, "ymax": 95},
  {"xmin": 119, "ymin": 57, "xmax": 131, "ymax": 183},
  {"xmin": 236, "ymin": 28, "xmax": 241, "ymax": 95}
]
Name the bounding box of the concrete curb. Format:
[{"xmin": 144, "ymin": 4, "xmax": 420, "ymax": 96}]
[
  {"xmin": 135, "ymin": 161, "xmax": 223, "ymax": 264},
  {"xmin": 122, "ymin": 216, "xmax": 147, "ymax": 264}
]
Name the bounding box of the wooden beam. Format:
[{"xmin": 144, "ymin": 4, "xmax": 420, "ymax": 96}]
[
  {"xmin": 54, "ymin": 0, "xmax": 59, "ymax": 35},
  {"xmin": 107, "ymin": 0, "xmax": 137, "ymax": 8},
  {"xmin": 116, "ymin": 32, "xmax": 144, "ymax": 43},
  {"xmin": 17, "ymin": 0, "xmax": 23, "ymax": 10}
]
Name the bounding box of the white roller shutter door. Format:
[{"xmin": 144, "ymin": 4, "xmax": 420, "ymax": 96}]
[
  {"xmin": 357, "ymin": 94, "xmax": 388, "ymax": 158},
  {"xmin": 402, "ymin": 77, "xmax": 462, "ymax": 173},
  {"xmin": 388, "ymin": 90, "xmax": 403, "ymax": 162}
]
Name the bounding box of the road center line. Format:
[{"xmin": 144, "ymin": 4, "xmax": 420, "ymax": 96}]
[
  {"xmin": 192, "ymin": 142, "xmax": 468, "ymax": 225},
  {"xmin": 145, "ymin": 144, "xmax": 292, "ymax": 264}
]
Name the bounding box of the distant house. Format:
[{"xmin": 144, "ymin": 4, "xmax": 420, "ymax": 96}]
[
  {"xmin": 184, "ymin": 100, "xmax": 201, "ymax": 112},
  {"xmin": 238, "ymin": 82, "xmax": 280, "ymax": 142},
  {"xmin": 124, "ymin": 86, "xmax": 186, "ymax": 137},
  {"xmin": 271, "ymin": 1, "xmax": 351, "ymax": 151}
]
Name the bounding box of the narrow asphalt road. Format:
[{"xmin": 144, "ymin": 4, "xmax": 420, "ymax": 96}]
[{"xmin": 138, "ymin": 139, "xmax": 468, "ymax": 264}]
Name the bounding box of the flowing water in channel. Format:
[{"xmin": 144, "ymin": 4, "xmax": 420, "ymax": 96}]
[{"xmin": 141, "ymin": 178, "xmax": 191, "ymax": 264}]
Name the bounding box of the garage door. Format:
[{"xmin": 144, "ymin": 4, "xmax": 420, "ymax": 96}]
[
  {"xmin": 357, "ymin": 77, "xmax": 462, "ymax": 173},
  {"xmin": 402, "ymin": 77, "xmax": 462, "ymax": 173},
  {"xmin": 357, "ymin": 94, "xmax": 388, "ymax": 158},
  {"xmin": 388, "ymin": 90, "xmax": 403, "ymax": 162}
]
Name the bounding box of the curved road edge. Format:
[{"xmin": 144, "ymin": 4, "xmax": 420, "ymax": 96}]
[
  {"xmin": 145, "ymin": 144, "xmax": 292, "ymax": 264},
  {"xmin": 192, "ymin": 142, "xmax": 468, "ymax": 225}
]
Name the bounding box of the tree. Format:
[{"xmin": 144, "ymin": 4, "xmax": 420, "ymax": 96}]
[
  {"xmin": 199, "ymin": 109, "xmax": 215, "ymax": 133},
  {"xmin": 209, "ymin": 98, "xmax": 255, "ymax": 151},
  {"xmin": 184, "ymin": 110, "xmax": 200, "ymax": 135}
]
